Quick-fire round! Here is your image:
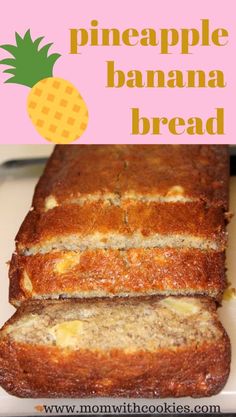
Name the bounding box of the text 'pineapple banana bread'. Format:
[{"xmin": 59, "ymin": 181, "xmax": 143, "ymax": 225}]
[
  {"xmin": 0, "ymin": 297, "xmax": 231, "ymax": 398},
  {"xmin": 9, "ymin": 145, "xmax": 229, "ymax": 304}
]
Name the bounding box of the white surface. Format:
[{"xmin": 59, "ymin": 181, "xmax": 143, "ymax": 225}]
[{"xmin": 0, "ymin": 146, "xmax": 235, "ymax": 415}]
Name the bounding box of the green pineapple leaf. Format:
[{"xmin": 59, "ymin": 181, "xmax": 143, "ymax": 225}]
[
  {"xmin": 3, "ymin": 68, "xmax": 16, "ymax": 74},
  {"xmin": 34, "ymin": 36, "xmax": 44, "ymax": 49},
  {"xmin": 0, "ymin": 58, "xmax": 16, "ymax": 66},
  {"xmin": 24, "ymin": 30, "xmax": 31, "ymax": 41},
  {"xmin": 15, "ymin": 32, "xmax": 23, "ymax": 46},
  {"xmin": 48, "ymin": 53, "xmax": 61, "ymax": 66},
  {"xmin": 0, "ymin": 44, "xmax": 17, "ymax": 57},
  {"xmin": 39, "ymin": 43, "xmax": 53, "ymax": 57},
  {"xmin": 0, "ymin": 30, "xmax": 61, "ymax": 88}
]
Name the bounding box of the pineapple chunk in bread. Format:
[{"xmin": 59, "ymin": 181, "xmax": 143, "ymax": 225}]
[{"xmin": 0, "ymin": 297, "xmax": 230, "ymax": 398}]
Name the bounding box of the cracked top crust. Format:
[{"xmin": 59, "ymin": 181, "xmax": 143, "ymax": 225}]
[{"xmin": 32, "ymin": 145, "xmax": 229, "ymax": 211}]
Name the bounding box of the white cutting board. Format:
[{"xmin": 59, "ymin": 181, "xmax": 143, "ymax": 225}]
[{"xmin": 0, "ymin": 146, "xmax": 235, "ymax": 415}]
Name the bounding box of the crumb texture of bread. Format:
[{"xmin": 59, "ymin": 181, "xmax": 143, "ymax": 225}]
[
  {"xmin": 1, "ymin": 297, "xmax": 222, "ymax": 350},
  {"xmin": 0, "ymin": 298, "xmax": 231, "ymax": 398},
  {"xmin": 9, "ymin": 249, "xmax": 226, "ymax": 304},
  {"xmin": 32, "ymin": 145, "xmax": 229, "ymax": 211}
]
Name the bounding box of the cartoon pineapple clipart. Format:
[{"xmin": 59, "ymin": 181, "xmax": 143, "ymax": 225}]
[{"xmin": 0, "ymin": 30, "xmax": 88, "ymax": 143}]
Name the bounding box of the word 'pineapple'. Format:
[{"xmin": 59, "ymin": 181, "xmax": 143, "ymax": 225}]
[{"xmin": 0, "ymin": 31, "xmax": 88, "ymax": 144}]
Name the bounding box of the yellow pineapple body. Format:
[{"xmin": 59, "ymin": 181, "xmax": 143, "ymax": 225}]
[{"xmin": 27, "ymin": 77, "xmax": 88, "ymax": 144}]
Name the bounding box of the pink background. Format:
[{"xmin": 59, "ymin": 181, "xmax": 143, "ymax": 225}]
[{"xmin": 0, "ymin": 0, "xmax": 235, "ymax": 144}]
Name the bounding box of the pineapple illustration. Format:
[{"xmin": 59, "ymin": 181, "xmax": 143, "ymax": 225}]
[{"xmin": 0, "ymin": 30, "xmax": 88, "ymax": 144}]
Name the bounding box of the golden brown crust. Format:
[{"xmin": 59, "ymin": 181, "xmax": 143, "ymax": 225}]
[
  {"xmin": 15, "ymin": 201, "xmax": 227, "ymax": 252},
  {"xmin": 0, "ymin": 304, "xmax": 230, "ymax": 398},
  {"xmin": 9, "ymin": 249, "xmax": 226, "ymax": 305},
  {"xmin": 33, "ymin": 145, "xmax": 229, "ymax": 210}
]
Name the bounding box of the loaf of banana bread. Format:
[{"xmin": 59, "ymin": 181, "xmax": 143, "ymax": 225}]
[
  {"xmin": 0, "ymin": 296, "xmax": 231, "ymax": 398},
  {"xmin": 9, "ymin": 145, "xmax": 229, "ymax": 304}
]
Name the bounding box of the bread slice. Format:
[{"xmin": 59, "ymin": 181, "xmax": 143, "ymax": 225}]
[
  {"xmin": 16, "ymin": 201, "xmax": 227, "ymax": 254},
  {"xmin": 9, "ymin": 249, "xmax": 226, "ymax": 306},
  {"xmin": 32, "ymin": 145, "xmax": 229, "ymax": 211},
  {"xmin": 0, "ymin": 296, "xmax": 230, "ymax": 398}
]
